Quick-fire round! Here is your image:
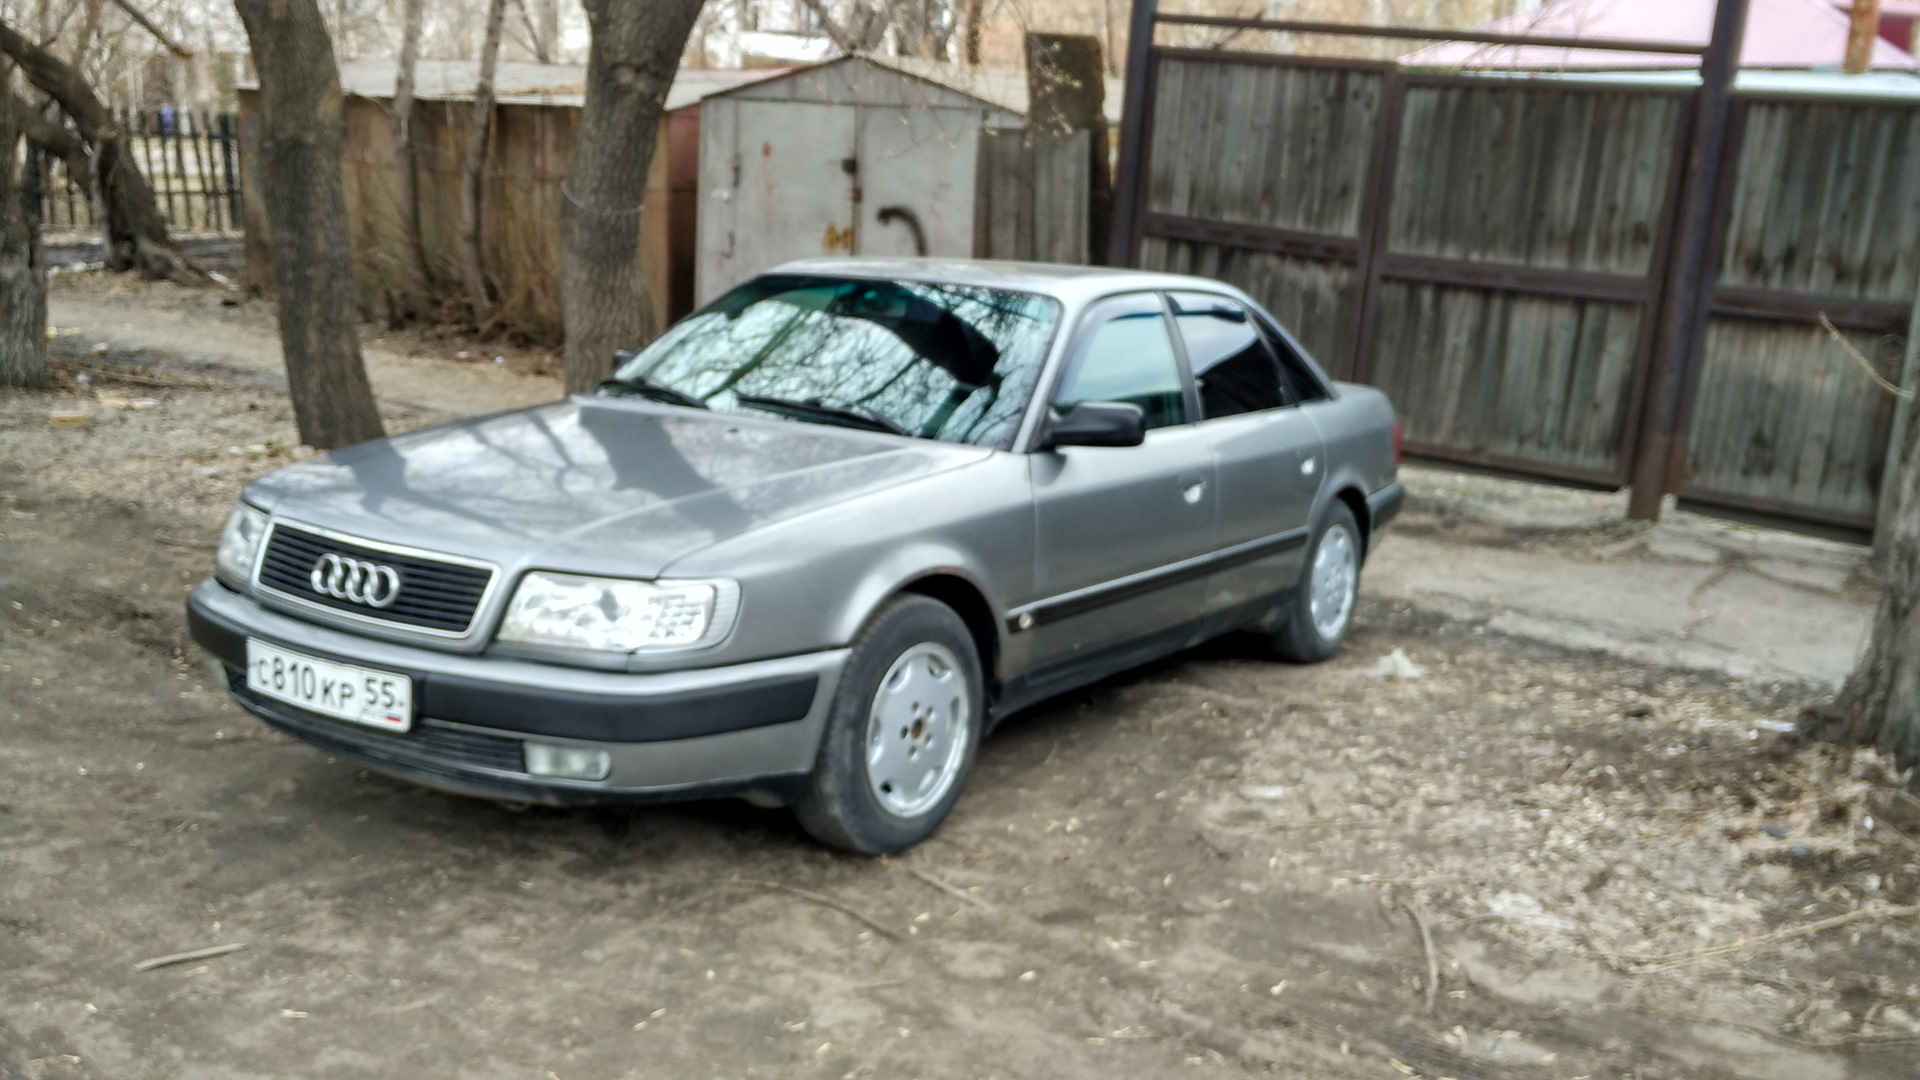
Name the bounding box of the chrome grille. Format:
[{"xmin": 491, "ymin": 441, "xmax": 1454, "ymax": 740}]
[{"xmin": 256, "ymin": 522, "xmax": 495, "ymax": 635}]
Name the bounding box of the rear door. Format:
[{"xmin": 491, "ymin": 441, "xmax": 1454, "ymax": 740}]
[
  {"xmin": 1025, "ymin": 294, "xmax": 1216, "ymax": 677},
  {"xmin": 1166, "ymin": 291, "xmax": 1326, "ymax": 626}
]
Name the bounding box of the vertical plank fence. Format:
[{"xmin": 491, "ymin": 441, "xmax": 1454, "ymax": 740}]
[
  {"xmin": 1107, "ymin": 2, "xmax": 1920, "ymax": 541},
  {"xmin": 973, "ymin": 128, "xmax": 1093, "ymax": 264}
]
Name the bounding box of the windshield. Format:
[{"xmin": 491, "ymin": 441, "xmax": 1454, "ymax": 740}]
[{"xmin": 604, "ymin": 275, "xmax": 1062, "ymax": 448}]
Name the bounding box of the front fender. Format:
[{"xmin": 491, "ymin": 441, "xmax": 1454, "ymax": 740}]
[{"xmin": 659, "ymin": 453, "xmax": 1035, "ymax": 669}]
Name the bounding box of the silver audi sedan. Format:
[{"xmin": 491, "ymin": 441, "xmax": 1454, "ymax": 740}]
[{"xmin": 188, "ymin": 259, "xmax": 1401, "ymax": 853}]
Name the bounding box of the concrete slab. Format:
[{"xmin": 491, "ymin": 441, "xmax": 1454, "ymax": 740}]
[{"xmin": 1370, "ymin": 467, "xmax": 1877, "ymax": 687}]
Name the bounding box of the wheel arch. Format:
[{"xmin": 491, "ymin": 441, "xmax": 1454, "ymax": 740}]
[
  {"xmin": 1330, "ymin": 483, "xmax": 1372, "ymax": 556},
  {"xmin": 896, "ymin": 571, "xmax": 1003, "ymax": 689}
]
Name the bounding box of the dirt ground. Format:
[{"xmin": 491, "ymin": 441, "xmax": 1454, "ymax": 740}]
[{"xmin": 4, "ymin": 277, "xmax": 1920, "ymax": 1079}]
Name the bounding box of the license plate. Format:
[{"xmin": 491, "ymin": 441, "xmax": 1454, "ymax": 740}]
[{"xmin": 245, "ymin": 639, "xmax": 413, "ymax": 732}]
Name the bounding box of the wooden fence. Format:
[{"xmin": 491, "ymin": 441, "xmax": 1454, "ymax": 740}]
[
  {"xmin": 24, "ymin": 107, "xmax": 243, "ymax": 236},
  {"xmin": 973, "ymin": 128, "xmax": 1096, "ymax": 264},
  {"xmin": 237, "ymin": 92, "xmax": 695, "ymax": 344},
  {"xmin": 1113, "ymin": 21, "xmax": 1920, "ymax": 539},
  {"xmin": 1680, "ymin": 96, "xmax": 1920, "ymax": 530}
]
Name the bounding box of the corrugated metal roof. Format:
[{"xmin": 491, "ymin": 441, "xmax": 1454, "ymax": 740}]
[
  {"xmin": 1401, "ymin": 0, "xmax": 1920, "ymax": 70},
  {"xmin": 703, "ymin": 53, "xmax": 1126, "ymax": 125}
]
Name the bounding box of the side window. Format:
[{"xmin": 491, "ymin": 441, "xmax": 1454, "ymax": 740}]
[
  {"xmin": 1255, "ymin": 317, "xmax": 1332, "ymax": 404},
  {"xmin": 1169, "ymin": 292, "xmax": 1288, "ymax": 420},
  {"xmin": 1053, "ymin": 308, "xmax": 1188, "ymax": 431}
]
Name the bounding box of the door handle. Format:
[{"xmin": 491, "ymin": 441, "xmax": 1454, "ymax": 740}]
[{"xmin": 1179, "ymin": 472, "xmax": 1207, "ymax": 505}]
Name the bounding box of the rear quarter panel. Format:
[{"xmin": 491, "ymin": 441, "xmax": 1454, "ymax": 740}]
[{"xmin": 1311, "ymin": 382, "xmax": 1399, "ymax": 523}]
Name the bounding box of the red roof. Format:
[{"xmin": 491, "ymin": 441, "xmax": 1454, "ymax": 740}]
[{"xmin": 1402, "ymin": 0, "xmax": 1920, "ymax": 70}]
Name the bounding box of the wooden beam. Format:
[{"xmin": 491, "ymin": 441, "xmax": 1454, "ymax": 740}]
[
  {"xmin": 1626, "ymin": 0, "xmax": 1749, "ymax": 522},
  {"xmin": 1108, "ymin": 0, "xmax": 1159, "ymax": 266},
  {"xmin": 1844, "ymin": 0, "xmax": 1883, "ymax": 75}
]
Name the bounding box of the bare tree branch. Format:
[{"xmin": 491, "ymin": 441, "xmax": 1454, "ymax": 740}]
[
  {"xmin": 459, "ymin": 0, "xmax": 508, "ymax": 324},
  {"xmin": 389, "ymin": 0, "xmax": 429, "ymax": 314},
  {"xmin": 106, "ymin": 0, "xmax": 192, "ymax": 59},
  {"xmin": 7, "ymin": 88, "xmax": 89, "ymax": 177},
  {"xmin": 0, "ymin": 16, "xmax": 199, "ymax": 281},
  {"xmin": 796, "ymin": 0, "xmax": 886, "ymax": 53}
]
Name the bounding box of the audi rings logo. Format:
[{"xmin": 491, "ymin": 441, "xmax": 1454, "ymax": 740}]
[{"xmin": 309, "ymin": 553, "xmax": 402, "ymax": 609}]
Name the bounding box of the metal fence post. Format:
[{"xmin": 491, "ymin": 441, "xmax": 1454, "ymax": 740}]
[
  {"xmin": 1107, "ymin": 0, "xmax": 1159, "ymax": 267},
  {"xmin": 219, "ymin": 112, "xmax": 241, "ymax": 226},
  {"xmin": 23, "ymin": 143, "xmax": 43, "ymax": 224},
  {"xmin": 1626, "ymin": 0, "xmax": 1749, "ymax": 521}
]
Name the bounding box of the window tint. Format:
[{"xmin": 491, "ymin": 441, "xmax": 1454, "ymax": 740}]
[
  {"xmin": 1169, "ymin": 292, "xmax": 1287, "ymax": 419},
  {"xmin": 1053, "ymin": 309, "xmax": 1187, "ymax": 431},
  {"xmin": 1253, "ymin": 317, "xmax": 1331, "ymax": 403}
]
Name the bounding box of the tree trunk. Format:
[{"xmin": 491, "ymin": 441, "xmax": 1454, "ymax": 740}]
[
  {"xmin": 0, "ymin": 17, "xmax": 199, "ymax": 282},
  {"xmin": 390, "ymin": 0, "xmax": 428, "ymax": 319},
  {"xmin": 1026, "ymin": 33, "xmax": 1111, "ymax": 265},
  {"xmin": 1821, "ymin": 365, "xmax": 1920, "ymax": 770},
  {"xmin": 559, "ymin": 0, "xmax": 704, "ymax": 395},
  {"xmin": 962, "ymin": 0, "xmax": 984, "ymax": 65},
  {"xmin": 459, "ymin": 0, "xmax": 507, "ymax": 326},
  {"xmin": 232, "ymin": 0, "xmax": 385, "ymax": 450},
  {"xmin": 7, "ymin": 89, "xmax": 91, "ymax": 185},
  {"xmin": 0, "ymin": 87, "xmax": 49, "ymax": 390}
]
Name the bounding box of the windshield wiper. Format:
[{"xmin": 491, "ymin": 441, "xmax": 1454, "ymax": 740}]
[
  {"xmin": 596, "ymin": 376, "xmax": 708, "ymax": 409},
  {"xmin": 733, "ymin": 394, "xmax": 910, "ymax": 437}
]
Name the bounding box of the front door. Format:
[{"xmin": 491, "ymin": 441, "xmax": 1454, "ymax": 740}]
[{"xmin": 1025, "ymin": 294, "xmax": 1216, "ymax": 683}]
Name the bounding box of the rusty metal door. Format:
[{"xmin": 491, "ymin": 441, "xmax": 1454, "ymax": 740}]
[
  {"xmin": 701, "ymin": 101, "xmax": 857, "ymax": 300},
  {"xmin": 853, "ymin": 105, "xmax": 983, "ymax": 259}
]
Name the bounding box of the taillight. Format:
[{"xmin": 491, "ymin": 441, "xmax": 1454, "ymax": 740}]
[{"xmin": 1392, "ymin": 420, "xmax": 1402, "ymax": 465}]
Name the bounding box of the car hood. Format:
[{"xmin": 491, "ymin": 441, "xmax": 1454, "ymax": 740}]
[{"xmin": 245, "ymin": 397, "xmax": 995, "ymax": 578}]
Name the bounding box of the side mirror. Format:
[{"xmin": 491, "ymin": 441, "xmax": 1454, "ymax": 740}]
[{"xmin": 1041, "ymin": 401, "xmax": 1146, "ymax": 450}]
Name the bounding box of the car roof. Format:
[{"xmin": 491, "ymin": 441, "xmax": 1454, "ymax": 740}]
[{"xmin": 765, "ymin": 257, "xmax": 1247, "ymax": 307}]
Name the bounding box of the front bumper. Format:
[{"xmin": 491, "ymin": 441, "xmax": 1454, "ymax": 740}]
[{"xmin": 187, "ymin": 580, "xmax": 847, "ymax": 806}]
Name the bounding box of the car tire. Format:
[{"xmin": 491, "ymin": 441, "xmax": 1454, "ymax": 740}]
[
  {"xmin": 1270, "ymin": 502, "xmax": 1363, "ymax": 664},
  {"xmin": 794, "ymin": 595, "xmax": 984, "ymax": 855}
]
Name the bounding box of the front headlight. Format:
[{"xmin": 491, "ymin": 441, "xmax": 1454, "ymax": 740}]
[
  {"xmin": 497, "ymin": 572, "xmax": 739, "ymax": 653},
  {"xmin": 214, "ymin": 503, "xmax": 269, "ymax": 587}
]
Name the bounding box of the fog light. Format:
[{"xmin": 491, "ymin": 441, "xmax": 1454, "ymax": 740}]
[{"xmin": 523, "ymin": 742, "xmax": 611, "ymax": 781}]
